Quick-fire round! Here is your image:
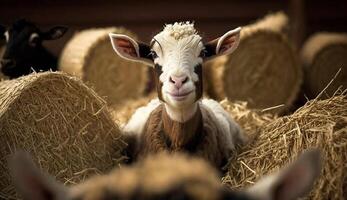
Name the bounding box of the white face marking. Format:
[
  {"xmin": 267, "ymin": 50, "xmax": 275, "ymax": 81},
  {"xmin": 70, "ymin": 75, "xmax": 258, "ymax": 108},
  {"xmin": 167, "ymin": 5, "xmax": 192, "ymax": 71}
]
[
  {"xmin": 151, "ymin": 23, "xmax": 205, "ymax": 110},
  {"xmin": 4, "ymin": 31, "xmax": 9, "ymax": 42},
  {"xmin": 29, "ymin": 33, "xmax": 39, "ymax": 45}
]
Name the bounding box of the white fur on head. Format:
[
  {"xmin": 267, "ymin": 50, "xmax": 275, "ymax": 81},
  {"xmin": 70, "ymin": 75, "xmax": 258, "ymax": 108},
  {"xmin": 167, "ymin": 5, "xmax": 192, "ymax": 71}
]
[
  {"xmin": 109, "ymin": 22, "xmax": 242, "ymax": 123},
  {"xmin": 152, "ymin": 22, "xmax": 203, "ymax": 113},
  {"xmin": 29, "ymin": 33, "xmax": 39, "ymax": 46}
]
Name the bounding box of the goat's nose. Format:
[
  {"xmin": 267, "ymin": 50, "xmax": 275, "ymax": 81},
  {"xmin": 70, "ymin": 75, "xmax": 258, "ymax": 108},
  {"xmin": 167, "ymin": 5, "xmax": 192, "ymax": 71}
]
[
  {"xmin": 169, "ymin": 75, "xmax": 189, "ymax": 89},
  {"xmin": 0, "ymin": 59, "xmax": 14, "ymax": 67}
]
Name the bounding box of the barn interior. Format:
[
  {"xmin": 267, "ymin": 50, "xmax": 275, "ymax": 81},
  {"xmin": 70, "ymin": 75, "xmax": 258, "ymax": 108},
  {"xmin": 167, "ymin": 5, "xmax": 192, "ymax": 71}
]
[{"xmin": 0, "ymin": 0, "xmax": 346, "ymax": 199}]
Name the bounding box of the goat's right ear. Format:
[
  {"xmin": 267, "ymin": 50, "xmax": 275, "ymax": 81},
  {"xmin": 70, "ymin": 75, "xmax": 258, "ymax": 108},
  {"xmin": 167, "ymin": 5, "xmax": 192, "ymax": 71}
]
[
  {"xmin": 9, "ymin": 151, "xmax": 68, "ymax": 200},
  {"xmin": 109, "ymin": 33, "xmax": 154, "ymax": 66}
]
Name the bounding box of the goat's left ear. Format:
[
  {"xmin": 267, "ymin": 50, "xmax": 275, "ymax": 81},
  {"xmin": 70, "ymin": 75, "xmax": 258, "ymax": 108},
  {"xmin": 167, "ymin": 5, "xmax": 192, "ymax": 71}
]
[
  {"xmin": 41, "ymin": 26, "xmax": 68, "ymax": 40},
  {"xmin": 109, "ymin": 33, "xmax": 154, "ymax": 66},
  {"xmin": 204, "ymin": 27, "xmax": 241, "ymax": 60}
]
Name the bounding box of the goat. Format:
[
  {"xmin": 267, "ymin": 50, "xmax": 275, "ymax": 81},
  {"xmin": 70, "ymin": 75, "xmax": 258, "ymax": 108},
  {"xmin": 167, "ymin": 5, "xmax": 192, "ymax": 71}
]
[
  {"xmin": 109, "ymin": 22, "xmax": 245, "ymax": 167},
  {"xmin": 10, "ymin": 150, "xmax": 322, "ymax": 200},
  {"xmin": 0, "ymin": 19, "xmax": 68, "ymax": 79}
]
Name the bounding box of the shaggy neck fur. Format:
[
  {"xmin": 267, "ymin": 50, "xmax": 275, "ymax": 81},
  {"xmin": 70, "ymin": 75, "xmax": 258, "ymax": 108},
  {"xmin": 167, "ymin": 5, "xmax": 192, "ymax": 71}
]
[
  {"xmin": 162, "ymin": 104, "xmax": 202, "ymax": 148},
  {"xmin": 164, "ymin": 102, "xmax": 198, "ymax": 123}
]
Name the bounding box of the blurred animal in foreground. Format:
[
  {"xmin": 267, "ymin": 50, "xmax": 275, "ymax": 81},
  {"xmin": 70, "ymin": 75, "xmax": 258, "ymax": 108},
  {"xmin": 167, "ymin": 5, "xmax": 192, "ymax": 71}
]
[
  {"xmin": 109, "ymin": 22, "xmax": 246, "ymax": 168},
  {"xmin": 0, "ymin": 19, "xmax": 67, "ymax": 79},
  {"xmin": 10, "ymin": 150, "xmax": 321, "ymax": 200}
]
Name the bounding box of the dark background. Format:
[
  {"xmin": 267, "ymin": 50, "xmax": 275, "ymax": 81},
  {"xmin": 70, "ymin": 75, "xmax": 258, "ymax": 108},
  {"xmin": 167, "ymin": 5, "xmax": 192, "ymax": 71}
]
[{"xmin": 1, "ymin": 0, "xmax": 346, "ymax": 56}]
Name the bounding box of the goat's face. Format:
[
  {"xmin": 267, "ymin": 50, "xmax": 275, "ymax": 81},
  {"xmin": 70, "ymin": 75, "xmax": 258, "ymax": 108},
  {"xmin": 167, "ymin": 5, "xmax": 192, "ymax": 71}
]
[
  {"xmin": 0, "ymin": 19, "xmax": 67, "ymax": 78},
  {"xmin": 109, "ymin": 22, "xmax": 240, "ymax": 109},
  {"xmin": 10, "ymin": 150, "xmax": 321, "ymax": 200}
]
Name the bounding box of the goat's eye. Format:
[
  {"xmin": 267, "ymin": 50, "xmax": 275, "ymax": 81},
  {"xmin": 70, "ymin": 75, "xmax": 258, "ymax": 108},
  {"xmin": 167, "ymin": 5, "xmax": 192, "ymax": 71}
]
[
  {"xmin": 28, "ymin": 33, "xmax": 40, "ymax": 46},
  {"xmin": 199, "ymin": 49, "xmax": 207, "ymax": 58},
  {"xmin": 149, "ymin": 50, "xmax": 158, "ymax": 59}
]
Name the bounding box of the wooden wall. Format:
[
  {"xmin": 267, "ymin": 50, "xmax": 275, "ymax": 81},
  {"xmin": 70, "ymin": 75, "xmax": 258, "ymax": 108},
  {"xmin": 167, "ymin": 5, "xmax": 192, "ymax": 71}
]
[{"xmin": 0, "ymin": 0, "xmax": 346, "ymax": 56}]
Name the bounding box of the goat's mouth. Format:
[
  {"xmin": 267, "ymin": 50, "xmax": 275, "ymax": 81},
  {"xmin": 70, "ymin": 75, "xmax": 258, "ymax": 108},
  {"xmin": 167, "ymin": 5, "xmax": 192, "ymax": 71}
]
[{"xmin": 166, "ymin": 90, "xmax": 193, "ymax": 101}]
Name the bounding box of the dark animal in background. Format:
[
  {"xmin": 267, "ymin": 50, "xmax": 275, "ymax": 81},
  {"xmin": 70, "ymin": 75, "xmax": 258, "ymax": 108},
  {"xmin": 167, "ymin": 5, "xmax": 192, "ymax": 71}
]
[{"xmin": 0, "ymin": 19, "xmax": 68, "ymax": 79}]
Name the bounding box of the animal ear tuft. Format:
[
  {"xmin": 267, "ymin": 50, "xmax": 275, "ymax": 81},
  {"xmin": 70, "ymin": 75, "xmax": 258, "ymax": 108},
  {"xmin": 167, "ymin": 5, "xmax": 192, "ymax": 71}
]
[
  {"xmin": 204, "ymin": 27, "xmax": 241, "ymax": 61},
  {"xmin": 109, "ymin": 33, "xmax": 140, "ymax": 58},
  {"xmin": 42, "ymin": 26, "xmax": 68, "ymax": 40},
  {"xmin": 216, "ymin": 27, "xmax": 241, "ymax": 55},
  {"xmin": 109, "ymin": 33, "xmax": 154, "ymax": 66}
]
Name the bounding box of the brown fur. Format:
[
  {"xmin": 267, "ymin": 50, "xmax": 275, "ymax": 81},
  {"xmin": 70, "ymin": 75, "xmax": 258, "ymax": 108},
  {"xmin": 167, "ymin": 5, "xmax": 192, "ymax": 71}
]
[
  {"xmin": 10, "ymin": 150, "xmax": 321, "ymax": 200},
  {"xmin": 69, "ymin": 153, "xmax": 227, "ymax": 200},
  {"xmin": 194, "ymin": 64, "xmax": 203, "ymax": 101},
  {"xmin": 132, "ymin": 104, "xmax": 230, "ymax": 167}
]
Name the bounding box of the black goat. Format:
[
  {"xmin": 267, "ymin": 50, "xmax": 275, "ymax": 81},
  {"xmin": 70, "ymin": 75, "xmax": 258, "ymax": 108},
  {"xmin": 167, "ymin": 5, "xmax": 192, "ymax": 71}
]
[{"xmin": 0, "ymin": 19, "xmax": 67, "ymax": 79}]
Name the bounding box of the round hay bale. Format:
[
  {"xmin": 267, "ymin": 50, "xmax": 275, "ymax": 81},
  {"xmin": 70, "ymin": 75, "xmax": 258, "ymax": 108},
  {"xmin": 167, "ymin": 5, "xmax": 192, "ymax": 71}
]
[
  {"xmin": 223, "ymin": 94, "xmax": 347, "ymax": 199},
  {"xmin": 205, "ymin": 12, "xmax": 302, "ymax": 114},
  {"xmin": 59, "ymin": 27, "xmax": 148, "ymax": 106},
  {"xmin": 0, "ymin": 72, "xmax": 125, "ymax": 199},
  {"xmin": 301, "ymin": 33, "xmax": 347, "ymax": 99}
]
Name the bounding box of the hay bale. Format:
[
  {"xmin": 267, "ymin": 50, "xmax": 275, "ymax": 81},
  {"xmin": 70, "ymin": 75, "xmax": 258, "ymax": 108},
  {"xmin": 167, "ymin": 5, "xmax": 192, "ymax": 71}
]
[
  {"xmin": 0, "ymin": 72, "xmax": 125, "ymax": 199},
  {"xmin": 205, "ymin": 12, "xmax": 302, "ymax": 114},
  {"xmin": 223, "ymin": 93, "xmax": 347, "ymax": 199},
  {"xmin": 59, "ymin": 27, "xmax": 148, "ymax": 106},
  {"xmin": 301, "ymin": 33, "xmax": 347, "ymax": 98}
]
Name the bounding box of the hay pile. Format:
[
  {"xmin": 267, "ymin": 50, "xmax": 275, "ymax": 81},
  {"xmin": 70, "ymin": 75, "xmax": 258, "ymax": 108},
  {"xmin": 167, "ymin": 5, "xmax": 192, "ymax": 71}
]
[
  {"xmin": 301, "ymin": 33, "xmax": 347, "ymax": 98},
  {"xmin": 59, "ymin": 27, "xmax": 148, "ymax": 106},
  {"xmin": 205, "ymin": 12, "xmax": 301, "ymax": 114},
  {"xmin": 110, "ymin": 92, "xmax": 156, "ymax": 126},
  {"xmin": 0, "ymin": 72, "xmax": 125, "ymax": 199},
  {"xmin": 223, "ymin": 93, "xmax": 347, "ymax": 199}
]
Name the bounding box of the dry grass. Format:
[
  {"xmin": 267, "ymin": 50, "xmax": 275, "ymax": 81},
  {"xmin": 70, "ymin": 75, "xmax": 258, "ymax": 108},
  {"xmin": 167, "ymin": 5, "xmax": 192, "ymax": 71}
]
[
  {"xmin": 0, "ymin": 72, "xmax": 125, "ymax": 199},
  {"xmin": 222, "ymin": 91, "xmax": 347, "ymax": 199}
]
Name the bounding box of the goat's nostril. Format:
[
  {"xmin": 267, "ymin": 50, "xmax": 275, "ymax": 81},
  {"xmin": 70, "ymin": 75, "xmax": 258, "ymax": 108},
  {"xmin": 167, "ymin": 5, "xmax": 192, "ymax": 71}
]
[
  {"xmin": 170, "ymin": 76, "xmax": 189, "ymax": 88},
  {"xmin": 182, "ymin": 77, "xmax": 189, "ymax": 84},
  {"xmin": 169, "ymin": 76, "xmax": 175, "ymax": 83}
]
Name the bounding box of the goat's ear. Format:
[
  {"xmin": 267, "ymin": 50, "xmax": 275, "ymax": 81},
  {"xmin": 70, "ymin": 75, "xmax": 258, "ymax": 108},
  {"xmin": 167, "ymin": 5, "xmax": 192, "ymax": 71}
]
[
  {"xmin": 247, "ymin": 149, "xmax": 322, "ymax": 200},
  {"xmin": 41, "ymin": 26, "xmax": 68, "ymax": 40},
  {"xmin": 9, "ymin": 151, "xmax": 68, "ymax": 200},
  {"xmin": 204, "ymin": 27, "xmax": 241, "ymax": 61},
  {"xmin": 109, "ymin": 33, "xmax": 154, "ymax": 66}
]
